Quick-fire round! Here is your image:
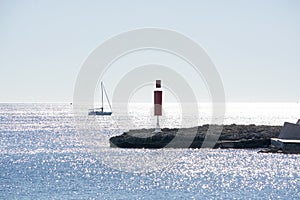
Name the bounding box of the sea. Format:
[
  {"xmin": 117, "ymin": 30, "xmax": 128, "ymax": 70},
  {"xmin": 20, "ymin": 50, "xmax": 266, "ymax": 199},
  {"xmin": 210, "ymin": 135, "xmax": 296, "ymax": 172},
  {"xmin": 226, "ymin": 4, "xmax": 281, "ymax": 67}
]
[{"xmin": 1, "ymin": 103, "xmax": 300, "ymax": 199}]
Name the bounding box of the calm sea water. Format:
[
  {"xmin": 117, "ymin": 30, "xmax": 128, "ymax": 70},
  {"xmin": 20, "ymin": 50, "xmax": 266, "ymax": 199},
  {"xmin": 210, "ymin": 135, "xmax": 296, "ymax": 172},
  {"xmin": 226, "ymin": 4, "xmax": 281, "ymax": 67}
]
[{"xmin": 1, "ymin": 103, "xmax": 300, "ymax": 199}]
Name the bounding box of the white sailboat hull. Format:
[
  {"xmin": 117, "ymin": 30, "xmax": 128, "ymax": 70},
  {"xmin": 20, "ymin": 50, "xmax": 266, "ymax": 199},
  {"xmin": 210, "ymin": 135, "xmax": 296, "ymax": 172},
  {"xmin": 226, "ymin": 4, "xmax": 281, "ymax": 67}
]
[{"xmin": 88, "ymin": 110, "xmax": 112, "ymax": 116}]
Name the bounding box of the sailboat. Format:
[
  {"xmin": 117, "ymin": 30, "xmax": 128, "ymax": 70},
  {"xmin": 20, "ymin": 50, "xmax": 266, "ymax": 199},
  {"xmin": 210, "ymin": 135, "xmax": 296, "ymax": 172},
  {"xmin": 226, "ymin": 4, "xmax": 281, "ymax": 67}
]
[{"xmin": 88, "ymin": 81, "xmax": 112, "ymax": 116}]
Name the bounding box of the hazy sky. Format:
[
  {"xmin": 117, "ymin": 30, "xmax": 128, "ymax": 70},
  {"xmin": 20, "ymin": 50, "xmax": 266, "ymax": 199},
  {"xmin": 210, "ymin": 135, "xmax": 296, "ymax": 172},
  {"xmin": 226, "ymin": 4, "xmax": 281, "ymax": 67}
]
[{"xmin": 0, "ymin": 0, "xmax": 299, "ymax": 102}]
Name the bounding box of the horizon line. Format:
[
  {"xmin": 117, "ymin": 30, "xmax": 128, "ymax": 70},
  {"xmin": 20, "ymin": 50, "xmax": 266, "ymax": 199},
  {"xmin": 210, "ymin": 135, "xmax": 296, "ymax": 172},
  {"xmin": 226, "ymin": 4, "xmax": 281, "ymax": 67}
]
[{"xmin": 0, "ymin": 101, "xmax": 299, "ymax": 104}]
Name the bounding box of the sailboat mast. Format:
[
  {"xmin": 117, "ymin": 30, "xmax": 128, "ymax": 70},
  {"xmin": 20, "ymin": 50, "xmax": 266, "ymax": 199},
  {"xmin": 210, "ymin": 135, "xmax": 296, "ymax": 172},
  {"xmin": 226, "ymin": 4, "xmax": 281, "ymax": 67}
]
[
  {"xmin": 101, "ymin": 81, "xmax": 103, "ymax": 110},
  {"xmin": 103, "ymin": 82, "xmax": 112, "ymax": 111}
]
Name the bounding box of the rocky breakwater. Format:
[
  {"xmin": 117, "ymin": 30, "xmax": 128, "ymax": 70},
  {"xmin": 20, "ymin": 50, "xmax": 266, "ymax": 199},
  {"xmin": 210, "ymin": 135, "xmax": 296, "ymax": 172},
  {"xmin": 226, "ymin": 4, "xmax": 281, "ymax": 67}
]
[{"xmin": 109, "ymin": 124, "xmax": 281, "ymax": 149}]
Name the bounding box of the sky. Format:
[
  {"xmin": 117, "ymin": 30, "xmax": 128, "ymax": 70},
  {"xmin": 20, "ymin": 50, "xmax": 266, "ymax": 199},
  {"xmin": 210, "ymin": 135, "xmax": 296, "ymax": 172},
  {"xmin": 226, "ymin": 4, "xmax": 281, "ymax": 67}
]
[{"xmin": 0, "ymin": 0, "xmax": 300, "ymax": 102}]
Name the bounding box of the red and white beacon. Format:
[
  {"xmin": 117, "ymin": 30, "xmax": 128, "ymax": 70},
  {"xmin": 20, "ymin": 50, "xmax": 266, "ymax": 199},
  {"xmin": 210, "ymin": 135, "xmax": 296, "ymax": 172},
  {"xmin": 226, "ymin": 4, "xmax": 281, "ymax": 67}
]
[{"xmin": 154, "ymin": 80, "xmax": 162, "ymax": 133}]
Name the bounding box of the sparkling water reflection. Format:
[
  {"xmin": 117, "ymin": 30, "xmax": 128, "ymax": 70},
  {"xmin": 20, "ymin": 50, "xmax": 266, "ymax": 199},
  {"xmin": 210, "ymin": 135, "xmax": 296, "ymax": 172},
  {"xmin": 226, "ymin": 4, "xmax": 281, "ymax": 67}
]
[{"xmin": 0, "ymin": 103, "xmax": 300, "ymax": 199}]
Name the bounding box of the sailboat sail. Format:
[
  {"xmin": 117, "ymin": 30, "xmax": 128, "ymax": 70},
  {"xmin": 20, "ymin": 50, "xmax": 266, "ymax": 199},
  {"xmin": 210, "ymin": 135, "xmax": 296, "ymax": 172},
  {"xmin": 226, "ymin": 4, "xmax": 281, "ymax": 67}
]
[{"xmin": 88, "ymin": 82, "xmax": 112, "ymax": 115}]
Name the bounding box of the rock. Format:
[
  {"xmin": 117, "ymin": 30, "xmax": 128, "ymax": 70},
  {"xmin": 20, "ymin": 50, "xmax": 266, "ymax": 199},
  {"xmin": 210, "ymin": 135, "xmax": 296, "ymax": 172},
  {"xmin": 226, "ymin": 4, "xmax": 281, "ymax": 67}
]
[
  {"xmin": 258, "ymin": 146, "xmax": 281, "ymax": 153},
  {"xmin": 109, "ymin": 124, "xmax": 282, "ymax": 149}
]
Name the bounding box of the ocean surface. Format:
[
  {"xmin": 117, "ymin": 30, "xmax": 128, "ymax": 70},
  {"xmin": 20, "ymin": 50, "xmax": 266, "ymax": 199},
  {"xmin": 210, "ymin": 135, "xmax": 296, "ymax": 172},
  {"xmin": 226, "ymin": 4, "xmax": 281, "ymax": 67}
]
[{"xmin": 1, "ymin": 103, "xmax": 300, "ymax": 199}]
